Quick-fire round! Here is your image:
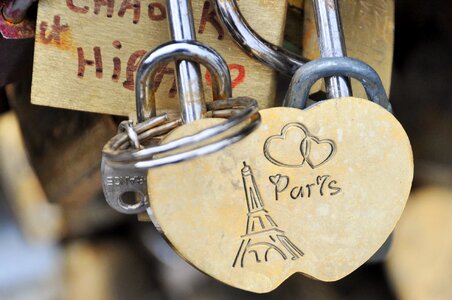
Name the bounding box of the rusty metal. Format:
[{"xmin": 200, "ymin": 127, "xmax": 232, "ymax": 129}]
[{"xmin": 0, "ymin": 0, "xmax": 36, "ymax": 39}]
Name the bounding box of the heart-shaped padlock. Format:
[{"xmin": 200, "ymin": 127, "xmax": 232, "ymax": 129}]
[{"xmin": 147, "ymin": 57, "xmax": 413, "ymax": 293}]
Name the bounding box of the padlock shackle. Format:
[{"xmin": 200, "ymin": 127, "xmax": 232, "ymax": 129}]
[
  {"xmin": 283, "ymin": 57, "xmax": 392, "ymax": 113},
  {"xmin": 214, "ymin": 0, "xmax": 308, "ymax": 77},
  {"xmin": 136, "ymin": 41, "xmax": 232, "ymax": 123},
  {"xmin": 167, "ymin": 0, "xmax": 205, "ymax": 123},
  {"xmin": 216, "ymin": 0, "xmax": 354, "ymax": 98},
  {"xmin": 313, "ymin": 0, "xmax": 351, "ymax": 98}
]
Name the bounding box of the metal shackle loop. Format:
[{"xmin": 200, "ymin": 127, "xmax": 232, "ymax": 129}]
[
  {"xmin": 283, "ymin": 57, "xmax": 392, "ymax": 112},
  {"xmin": 215, "ymin": 0, "xmax": 352, "ymax": 97},
  {"xmin": 214, "ymin": 0, "xmax": 308, "ymax": 77},
  {"xmin": 136, "ymin": 41, "xmax": 232, "ymax": 122}
]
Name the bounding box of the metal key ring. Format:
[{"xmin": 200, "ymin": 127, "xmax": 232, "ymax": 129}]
[
  {"xmin": 283, "ymin": 57, "xmax": 393, "ymax": 112},
  {"xmin": 101, "ymin": 98, "xmax": 259, "ymax": 214},
  {"xmin": 104, "ymin": 98, "xmax": 259, "ymax": 164},
  {"xmin": 104, "ymin": 40, "xmax": 261, "ymax": 169},
  {"xmin": 132, "ymin": 109, "xmax": 260, "ymax": 169},
  {"xmin": 136, "ymin": 41, "xmax": 232, "ymax": 122},
  {"xmin": 118, "ymin": 121, "xmax": 141, "ymax": 149},
  {"xmin": 214, "ymin": 0, "xmax": 308, "ymax": 76}
]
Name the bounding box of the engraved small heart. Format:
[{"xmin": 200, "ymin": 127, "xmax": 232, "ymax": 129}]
[
  {"xmin": 269, "ymin": 174, "xmax": 289, "ymax": 201},
  {"xmin": 301, "ymin": 136, "xmax": 336, "ymax": 169},
  {"xmin": 269, "ymin": 174, "xmax": 280, "ymax": 185}
]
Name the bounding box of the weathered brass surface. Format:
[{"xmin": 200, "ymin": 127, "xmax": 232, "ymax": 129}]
[{"xmin": 148, "ymin": 98, "xmax": 413, "ymax": 293}]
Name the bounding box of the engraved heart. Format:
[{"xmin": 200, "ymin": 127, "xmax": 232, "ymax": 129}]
[
  {"xmin": 269, "ymin": 174, "xmax": 281, "ymax": 185},
  {"xmin": 301, "ymin": 135, "xmax": 336, "ymax": 169},
  {"xmin": 263, "ymin": 123, "xmax": 308, "ymax": 167},
  {"xmin": 269, "ymin": 174, "xmax": 289, "ymax": 201},
  {"xmin": 148, "ymin": 98, "xmax": 413, "ymax": 293}
]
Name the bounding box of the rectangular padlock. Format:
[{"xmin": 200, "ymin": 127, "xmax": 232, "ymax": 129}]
[{"xmin": 31, "ymin": 0, "xmax": 287, "ymax": 117}]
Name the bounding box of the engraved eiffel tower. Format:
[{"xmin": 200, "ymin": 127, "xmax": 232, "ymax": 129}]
[{"xmin": 233, "ymin": 162, "xmax": 304, "ymax": 268}]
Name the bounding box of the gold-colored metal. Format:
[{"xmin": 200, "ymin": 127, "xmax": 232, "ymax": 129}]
[{"xmin": 148, "ymin": 98, "xmax": 413, "ymax": 293}]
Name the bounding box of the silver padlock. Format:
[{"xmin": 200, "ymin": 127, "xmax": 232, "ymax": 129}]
[
  {"xmin": 101, "ymin": 41, "xmax": 260, "ymax": 215},
  {"xmin": 101, "ymin": 0, "xmax": 252, "ymax": 215},
  {"xmin": 101, "ymin": 116, "xmax": 179, "ymax": 215}
]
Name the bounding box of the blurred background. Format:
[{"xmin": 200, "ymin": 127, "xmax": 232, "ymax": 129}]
[{"xmin": 0, "ymin": 0, "xmax": 451, "ymax": 299}]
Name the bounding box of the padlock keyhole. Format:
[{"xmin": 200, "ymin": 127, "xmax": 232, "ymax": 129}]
[{"xmin": 120, "ymin": 191, "xmax": 145, "ymax": 210}]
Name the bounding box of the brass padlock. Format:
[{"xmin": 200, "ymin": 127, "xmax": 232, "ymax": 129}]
[{"xmin": 147, "ymin": 57, "xmax": 413, "ymax": 293}]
